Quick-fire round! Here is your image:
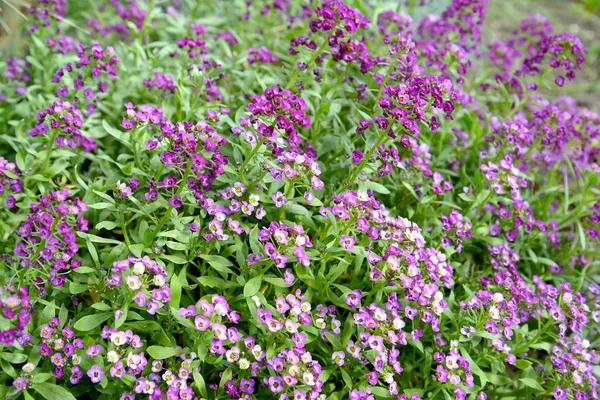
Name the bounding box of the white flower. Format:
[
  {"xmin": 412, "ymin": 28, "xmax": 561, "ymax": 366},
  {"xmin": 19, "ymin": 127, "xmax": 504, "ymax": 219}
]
[
  {"xmin": 251, "ymin": 295, "xmax": 261, "ymax": 307},
  {"xmin": 303, "ymin": 371, "xmax": 315, "ymax": 386},
  {"xmin": 111, "ymin": 332, "xmax": 127, "ymax": 346},
  {"xmin": 300, "ymin": 352, "xmax": 312, "ymax": 364},
  {"xmin": 446, "ymin": 354, "xmax": 458, "ymax": 370},
  {"xmin": 153, "ymin": 275, "xmax": 166, "ymax": 287},
  {"xmin": 314, "ymin": 318, "xmax": 326, "ymax": 329},
  {"xmin": 431, "ymin": 300, "xmax": 443, "ymax": 316},
  {"xmin": 238, "ymin": 358, "xmax": 250, "ymax": 370},
  {"xmin": 249, "ymin": 194, "xmax": 260, "ymax": 206},
  {"xmin": 492, "ymin": 292, "xmax": 504, "ymax": 303},
  {"xmin": 107, "ymin": 350, "xmax": 119, "ymax": 363},
  {"xmin": 126, "ymin": 276, "xmax": 141, "ymax": 291},
  {"xmin": 393, "ymin": 317, "xmax": 406, "ymax": 330},
  {"xmin": 373, "ymin": 308, "xmax": 387, "ymax": 321},
  {"xmin": 132, "ymin": 262, "xmax": 145, "ymax": 275},
  {"xmin": 489, "ymin": 306, "xmax": 500, "ymax": 320},
  {"xmin": 22, "ymin": 363, "xmax": 35, "ymax": 373}
]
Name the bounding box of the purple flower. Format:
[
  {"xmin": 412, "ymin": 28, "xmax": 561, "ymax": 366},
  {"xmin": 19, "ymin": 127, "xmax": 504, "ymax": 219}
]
[
  {"xmin": 346, "ymin": 289, "xmax": 362, "ymax": 308},
  {"xmin": 169, "ymin": 196, "xmax": 182, "ymax": 208},
  {"xmin": 6, "ymin": 195, "xmax": 16, "ymax": 208},
  {"xmin": 13, "ymin": 377, "xmax": 27, "ymax": 392},
  {"xmin": 272, "ymin": 192, "xmax": 288, "ymax": 208},
  {"xmin": 340, "ymin": 235, "xmax": 356, "ymax": 250},
  {"xmin": 248, "ymin": 253, "xmax": 262, "ymax": 264},
  {"xmin": 87, "ymin": 364, "xmax": 104, "ymax": 383}
]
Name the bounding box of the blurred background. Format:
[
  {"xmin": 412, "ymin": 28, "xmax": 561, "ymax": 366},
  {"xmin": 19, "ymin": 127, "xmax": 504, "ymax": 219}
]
[
  {"xmin": 485, "ymin": 0, "xmax": 600, "ymax": 111},
  {"xmin": 1, "ymin": 0, "xmax": 599, "ymax": 109}
]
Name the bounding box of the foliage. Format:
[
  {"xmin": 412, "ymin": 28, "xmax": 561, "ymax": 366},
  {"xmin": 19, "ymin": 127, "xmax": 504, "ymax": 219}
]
[{"xmin": 0, "ymin": 0, "xmax": 599, "ymax": 399}]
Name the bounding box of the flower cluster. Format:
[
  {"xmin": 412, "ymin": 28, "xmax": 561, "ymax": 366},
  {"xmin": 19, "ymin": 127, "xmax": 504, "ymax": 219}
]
[
  {"xmin": 0, "ymin": 285, "xmax": 32, "ymax": 345},
  {"xmin": 28, "ymin": 99, "xmax": 97, "ymax": 151},
  {"xmin": 107, "ymin": 255, "xmax": 170, "ymax": 315},
  {"xmin": 290, "ymin": 0, "xmax": 375, "ymax": 73},
  {"xmin": 14, "ymin": 189, "xmax": 88, "ymax": 291},
  {"xmin": 86, "ymin": 0, "xmax": 147, "ymax": 40},
  {"xmin": 489, "ymin": 13, "xmax": 588, "ymax": 87},
  {"xmin": 143, "ymin": 72, "xmax": 177, "ymax": 96},
  {"xmin": 51, "ymin": 40, "xmax": 119, "ymax": 115},
  {"xmin": 377, "ymin": 77, "xmax": 455, "ymax": 138},
  {"xmin": 245, "ymin": 85, "xmax": 310, "ymax": 145},
  {"xmin": 321, "ymin": 190, "xmax": 454, "ymax": 289},
  {"xmin": 1, "ymin": 57, "xmax": 30, "ymax": 100},
  {"xmin": 0, "ymin": 157, "xmax": 23, "ymax": 209},
  {"xmin": 256, "ymin": 221, "xmax": 313, "ymax": 267},
  {"xmin": 440, "ymin": 210, "xmax": 472, "ymax": 252},
  {"xmin": 38, "ymin": 317, "xmax": 84, "ymax": 381},
  {"xmin": 0, "ymin": 1, "xmax": 599, "ymax": 399},
  {"xmin": 248, "ymin": 46, "xmax": 279, "ymax": 64},
  {"xmin": 179, "ymin": 293, "xmax": 240, "ymax": 329}
]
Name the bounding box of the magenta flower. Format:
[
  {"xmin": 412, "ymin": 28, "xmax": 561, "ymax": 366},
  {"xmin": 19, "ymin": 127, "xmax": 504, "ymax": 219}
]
[
  {"xmin": 168, "ymin": 195, "xmax": 182, "ymax": 208},
  {"xmin": 340, "ymin": 235, "xmax": 356, "ymax": 250},
  {"xmin": 87, "ymin": 364, "xmax": 104, "ymax": 383}
]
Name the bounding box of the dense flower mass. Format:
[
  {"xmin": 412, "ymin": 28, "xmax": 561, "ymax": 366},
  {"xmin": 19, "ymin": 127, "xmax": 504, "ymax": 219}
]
[{"xmin": 0, "ymin": 0, "xmax": 598, "ymax": 399}]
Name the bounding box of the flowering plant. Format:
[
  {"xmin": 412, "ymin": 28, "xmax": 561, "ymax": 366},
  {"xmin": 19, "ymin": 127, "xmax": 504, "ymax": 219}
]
[{"xmin": 0, "ymin": 0, "xmax": 599, "ymax": 399}]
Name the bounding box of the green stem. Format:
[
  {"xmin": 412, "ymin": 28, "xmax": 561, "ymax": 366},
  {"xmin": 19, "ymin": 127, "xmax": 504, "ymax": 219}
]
[
  {"xmin": 150, "ymin": 162, "xmax": 193, "ymax": 241},
  {"xmin": 283, "ymin": 181, "xmax": 295, "ymax": 199},
  {"xmin": 346, "ymin": 60, "xmax": 396, "ymax": 183},
  {"xmin": 42, "ymin": 129, "xmax": 59, "ymax": 176},
  {"xmin": 286, "ymin": 39, "xmax": 330, "ymax": 90},
  {"xmin": 139, "ymin": 0, "xmax": 155, "ymax": 41},
  {"xmin": 239, "ymin": 137, "xmax": 267, "ymax": 186},
  {"xmin": 132, "ymin": 127, "xmax": 143, "ymax": 171},
  {"xmin": 347, "ymin": 130, "xmax": 387, "ymax": 183},
  {"xmin": 515, "ymin": 319, "xmax": 555, "ymax": 353},
  {"xmin": 120, "ymin": 212, "xmax": 132, "ymax": 251}
]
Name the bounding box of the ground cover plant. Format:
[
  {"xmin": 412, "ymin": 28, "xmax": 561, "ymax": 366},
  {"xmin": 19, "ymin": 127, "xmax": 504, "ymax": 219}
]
[{"xmin": 0, "ymin": 0, "xmax": 599, "ymax": 399}]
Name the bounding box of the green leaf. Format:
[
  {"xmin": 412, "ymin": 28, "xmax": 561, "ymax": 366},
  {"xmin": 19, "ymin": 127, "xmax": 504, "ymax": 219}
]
[
  {"xmin": 102, "ymin": 119, "xmax": 127, "ymax": 143},
  {"xmin": 264, "ymin": 277, "xmax": 291, "ymax": 287},
  {"xmin": 32, "ymin": 373, "xmax": 53, "ymax": 384},
  {"xmin": 96, "ymin": 221, "xmax": 119, "ymax": 231},
  {"xmin": 219, "ymin": 368, "xmax": 232, "ymax": 390},
  {"xmin": 243, "ymin": 275, "xmax": 263, "ymax": 297},
  {"xmin": 519, "ymin": 378, "xmax": 544, "ymax": 391},
  {"xmin": 401, "ymin": 181, "xmax": 419, "ymax": 199},
  {"xmin": 92, "ymin": 189, "xmax": 115, "ymax": 204},
  {"xmin": 341, "ymin": 368, "xmax": 352, "ymax": 389},
  {"xmin": 199, "ymin": 254, "xmax": 234, "ymax": 274},
  {"xmin": 160, "ymin": 254, "xmax": 188, "ymax": 264},
  {"xmin": 193, "ymin": 368, "xmax": 209, "ymax": 398},
  {"xmin": 78, "ymin": 232, "xmax": 122, "ymax": 245},
  {"xmin": 38, "ymin": 301, "xmax": 56, "ymax": 326},
  {"xmin": 130, "ymin": 243, "xmax": 145, "ymax": 258},
  {"xmin": 32, "ymin": 382, "xmax": 77, "ymax": 400},
  {"xmin": 73, "ymin": 312, "xmax": 112, "ymax": 331},
  {"xmin": 170, "ymin": 307, "xmax": 196, "ymax": 329},
  {"xmin": 92, "ymin": 303, "xmax": 112, "ymax": 311},
  {"xmin": 170, "ymin": 273, "xmax": 182, "ymax": 310},
  {"xmin": 361, "ymin": 180, "xmax": 391, "ymax": 194},
  {"xmin": 146, "ymin": 346, "xmax": 183, "ymax": 360},
  {"xmin": 88, "ymin": 202, "xmax": 115, "ymax": 210},
  {"xmin": 0, "ymin": 352, "xmax": 27, "ymax": 363},
  {"xmin": 515, "ymin": 360, "xmax": 532, "ymax": 370},
  {"xmin": 166, "ymin": 241, "xmax": 188, "ymax": 251},
  {"xmin": 460, "ymin": 346, "xmax": 488, "ymax": 387},
  {"xmin": 198, "ymin": 276, "xmax": 239, "ymax": 289}
]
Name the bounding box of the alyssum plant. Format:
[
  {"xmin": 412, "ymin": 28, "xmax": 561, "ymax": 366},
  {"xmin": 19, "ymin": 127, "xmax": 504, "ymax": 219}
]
[{"xmin": 0, "ymin": 0, "xmax": 598, "ymax": 399}]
